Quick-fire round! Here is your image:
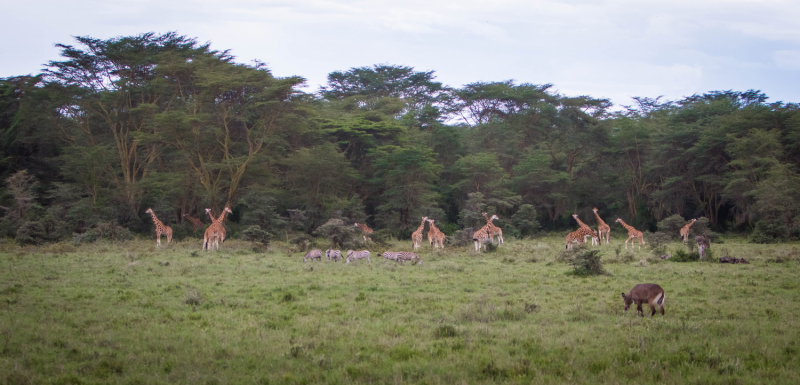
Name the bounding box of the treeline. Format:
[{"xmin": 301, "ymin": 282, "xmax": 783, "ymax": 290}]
[{"xmin": 2, "ymin": 32, "xmax": 799, "ymax": 245}]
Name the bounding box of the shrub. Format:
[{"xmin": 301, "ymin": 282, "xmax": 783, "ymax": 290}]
[
  {"xmin": 242, "ymin": 225, "xmax": 270, "ymax": 245},
  {"xmin": 657, "ymin": 215, "xmax": 689, "ymax": 239},
  {"xmin": 647, "ymin": 231, "xmax": 671, "ymax": 257},
  {"xmin": 448, "ymin": 227, "xmax": 475, "ymax": 247},
  {"xmin": 566, "ymin": 249, "xmax": 607, "ymax": 276},
  {"xmin": 671, "ymin": 249, "xmax": 700, "ymax": 262},
  {"xmin": 15, "ymin": 221, "xmax": 46, "ymax": 245}
]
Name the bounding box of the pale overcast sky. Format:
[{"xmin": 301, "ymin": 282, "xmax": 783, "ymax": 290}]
[{"xmin": 3, "ymin": 0, "xmax": 800, "ymax": 107}]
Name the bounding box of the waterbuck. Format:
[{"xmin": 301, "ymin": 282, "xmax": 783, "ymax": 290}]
[{"xmin": 622, "ymin": 283, "xmax": 666, "ymax": 317}]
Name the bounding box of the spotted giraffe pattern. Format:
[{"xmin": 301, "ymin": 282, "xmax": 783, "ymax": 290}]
[
  {"xmin": 615, "ymin": 217, "xmax": 645, "ymax": 250},
  {"xmin": 145, "ymin": 208, "xmax": 172, "ymax": 247},
  {"xmin": 204, "ymin": 207, "xmax": 232, "ymax": 251},
  {"xmin": 426, "ymin": 218, "xmax": 446, "ymax": 249},
  {"xmin": 482, "ymin": 212, "xmax": 503, "ymax": 244},
  {"xmin": 572, "ymin": 214, "xmax": 597, "ymax": 245},
  {"xmin": 354, "ymin": 223, "xmax": 373, "ymax": 242},
  {"xmin": 182, "ymin": 214, "xmax": 203, "ymax": 232},
  {"xmin": 680, "ymin": 218, "xmax": 697, "ymax": 242},
  {"xmin": 472, "ymin": 214, "xmax": 498, "ymax": 252},
  {"xmin": 565, "ymin": 227, "xmax": 599, "ymax": 250},
  {"xmin": 411, "ymin": 217, "xmax": 428, "ymax": 250},
  {"xmin": 592, "ymin": 208, "xmax": 611, "ymax": 245}
]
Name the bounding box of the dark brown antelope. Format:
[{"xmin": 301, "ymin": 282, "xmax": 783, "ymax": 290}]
[{"xmin": 622, "ymin": 283, "xmax": 666, "ymax": 317}]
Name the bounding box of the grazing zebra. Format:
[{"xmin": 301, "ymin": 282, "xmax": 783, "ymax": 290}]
[
  {"xmin": 345, "ymin": 250, "xmax": 371, "ymax": 264},
  {"xmin": 326, "ymin": 249, "xmax": 343, "ymax": 262},
  {"xmin": 398, "ymin": 252, "xmax": 422, "ymax": 265},
  {"xmin": 382, "ymin": 251, "xmax": 421, "ymax": 264},
  {"xmin": 303, "ymin": 249, "xmax": 322, "ymax": 263}
]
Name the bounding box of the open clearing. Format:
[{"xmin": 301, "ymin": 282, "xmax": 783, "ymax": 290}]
[{"xmin": 1, "ymin": 237, "xmax": 799, "ymax": 384}]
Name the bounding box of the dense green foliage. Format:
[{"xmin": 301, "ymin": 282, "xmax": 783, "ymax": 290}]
[
  {"xmin": 3, "ymin": 32, "xmax": 800, "ymax": 244},
  {"xmin": 1, "ymin": 237, "xmax": 799, "ymax": 384}
]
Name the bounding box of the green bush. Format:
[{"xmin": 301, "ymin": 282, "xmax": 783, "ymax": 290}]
[
  {"xmin": 672, "ymin": 249, "xmax": 700, "ymax": 262},
  {"xmin": 565, "ymin": 249, "xmax": 607, "ymax": 276}
]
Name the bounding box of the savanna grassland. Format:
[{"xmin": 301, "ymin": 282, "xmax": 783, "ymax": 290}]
[{"xmin": 1, "ymin": 236, "xmax": 799, "ymax": 385}]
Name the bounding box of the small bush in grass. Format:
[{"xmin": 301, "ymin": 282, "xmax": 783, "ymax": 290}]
[
  {"xmin": 435, "ymin": 325, "xmax": 458, "ymax": 338},
  {"xmin": 566, "ymin": 249, "xmax": 607, "ymax": 276},
  {"xmin": 672, "ymin": 249, "xmax": 700, "ymax": 262},
  {"xmin": 184, "ymin": 289, "xmax": 203, "ymax": 305}
]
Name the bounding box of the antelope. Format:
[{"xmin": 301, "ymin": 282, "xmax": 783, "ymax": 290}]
[{"xmin": 622, "ymin": 283, "xmax": 666, "ymax": 317}]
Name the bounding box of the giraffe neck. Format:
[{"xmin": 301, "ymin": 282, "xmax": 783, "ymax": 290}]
[
  {"xmin": 149, "ymin": 211, "xmax": 163, "ymax": 227},
  {"xmin": 593, "ymin": 211, "xmax": 607, "ymax": 226}
]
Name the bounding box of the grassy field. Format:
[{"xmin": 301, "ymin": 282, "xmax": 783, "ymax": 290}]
[{"xmin": 1, "ymin": 235, "xmax": 799, "ymax": 384}]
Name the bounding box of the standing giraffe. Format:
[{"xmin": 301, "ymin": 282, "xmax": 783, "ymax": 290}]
[
  {"xmin": 204, "ymin": 207, "xmax": 232, "ymax": 251},
  {"xmin": 472, "ymin": 214, "xmax": 499, "ymax": 252},
  {"xmin": 615, "ymin": 217, "xmax": 645, "ymax": 250},
  {"xmin": 426, "ymin": 218, "xmax": 446, "ymax": 249},
  {"xmin": 182, "ymin": 213, "xmax": 203, "ymax": 232},
  {"xmin": 572, "ymin": 214, "xmax": 597, "ymax": 245},
  {"xmin": 482, "ymin": 212, "xmax": 504, "ymax": 244},
  {"xmin": 354, "ymin": 223, "xmax": 373, "ymax": 242},
  {"xmin": 680, "ymin": 218, "xmax": 697, "ymax": 242},
  {"xmin": 145, "ymin": 208, "xmax": 172, "ymax": 247},
  {"xmin": 565, "ymin": 227, "xmax": 600, "ymax": 250},
  {"xmin": 411, "ymin": 217, "xmax": 428, "ymax": 250},
  {"xmin": 592, "ymin": 208, "xmax": 611, "ymax": 245}
]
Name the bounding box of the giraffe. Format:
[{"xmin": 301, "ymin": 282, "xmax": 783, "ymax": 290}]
[
  {"xmin": 572, "ymin": 214, "xmax": 598, "ymax": 245},
  {"xmin": 411, "ymin": 217, "xmax": 428, "ymax": 250},
  {"xmin": 592, "ymin": 208, "xmax": 611, "ymax": 245},
  {"xmin": 615, "ymin": 217, "xmax": 645, "ymax": 250},
  {"xmin": 203, "ymin": 207, "xmax": 232, "ymax": 251},
  {"xmin": 354, "ymin": 223, "xmax": 373, "ymax": 242},
  {"xmin": 426, "ymin": 218, "xmax": 446, "ymax": 249},
  {"xmin": 182, "ymin": 213, "xmax": 203, "ymax": 232},
  {"xmin": 680, "ymin": 218, "xmax": 697, "ymax": 242},
  {"xmin": 482, "ymin": 212, "xmax": 504, "ymax": 244},
  {"xmin": 565, "ymin": 227, "xmax": 599, "ymax": 250},
  {"xmin": 145, "ymin": 208, "xmax": 172, "ymax": 247},
  {"xmin": 472, "ymin": 226, "xmax": 492, "ymax": 252}
]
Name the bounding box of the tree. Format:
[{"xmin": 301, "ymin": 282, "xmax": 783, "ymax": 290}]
[
  {"xmin": 369, "ymin": 144, "xmax": 442, "ymax": 232},
  {"xmin": 44, "ymin": 33, "xmax": 204, "ymax": 218}
]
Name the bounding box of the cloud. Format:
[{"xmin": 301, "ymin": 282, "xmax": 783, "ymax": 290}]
[{"xmin": 773, "ymin": 50, "xmax": 800, "ymax": 70}]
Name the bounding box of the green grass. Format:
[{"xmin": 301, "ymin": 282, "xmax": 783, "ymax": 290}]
[{"xmin": 1, "ymin": 236, "xmax": 799, "ymax": 384}]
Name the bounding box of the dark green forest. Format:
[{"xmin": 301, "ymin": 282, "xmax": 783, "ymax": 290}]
[{"xmin": 2, "ymin": 32, "xmax": 799, "ymax": 245}]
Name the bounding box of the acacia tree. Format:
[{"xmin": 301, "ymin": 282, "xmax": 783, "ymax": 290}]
[
  {"xmin": 369, "ymin": 144, "xmax": 442, "ymax": 233},
  {"xmin": 44, "ymin": 33, "xmax": 204, "ymax": 219},
  {"xmin": 155, "ymin": 54, "xmax": 307, "ymax": 211}
]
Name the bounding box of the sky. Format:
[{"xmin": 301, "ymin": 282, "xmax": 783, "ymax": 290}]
[{"xmin": 2, "ymin": 0, "xmax": 800, "ymax": 108}]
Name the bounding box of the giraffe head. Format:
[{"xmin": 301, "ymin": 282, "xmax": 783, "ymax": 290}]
[
  {"xmin": 426, "ymin": 218, "xmax": 435, "ymax": 224},
  {"xmin": 145, "ymin": 208, "xmax": 154, "ymax": 215},
  {"xmin": 593, "ymin": 207, "xmax": 598, "ymax": 212},
  {"xmin": 490, "ymin": 214, "xmax": 499, "ymax": 221},
  {"xmin": 223, "ymin": 207, "xmax": 233, "ymax": 214},
  {"xmin": 691, "ymin": 218, "xmax": 697, "ymax": 223},
  {"xmin": 572, "ymin": 214, "xmax": 578, "ymax": 219},
  {"xmin": 615, "ymin": 217, "xmax": 622, "ymax": 223}
]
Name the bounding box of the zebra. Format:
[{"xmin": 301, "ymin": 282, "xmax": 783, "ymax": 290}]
[
  {"xmin": 326, "ymin": 249, "xmax": 343, "ymax": 262},
  {"xmin": 303, "ymin": 249, "xmax": 322, "ymax": 263},
  {"xmin": 345, "ymin": 250, "xmax": 371, "ymax": 264},
  {"xmin": 383, "ymin": 251, "xmax": 422, "ymax": 265}
]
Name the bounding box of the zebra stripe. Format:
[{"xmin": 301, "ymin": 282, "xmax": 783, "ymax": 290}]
[
  {"xmin": 382, "ymin": 251, "xmax": 422, "ymax": 265},
  {"xmin": 346, "ymin": 250, "xmax": 371, "ymax": 264},
  {"xmin": 303, "ymin": 249, "xmax": 322, "ymax": 263},
  {"xmin": 326, "ymin": 249, "xmax": 343, "ymax": 261}
]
